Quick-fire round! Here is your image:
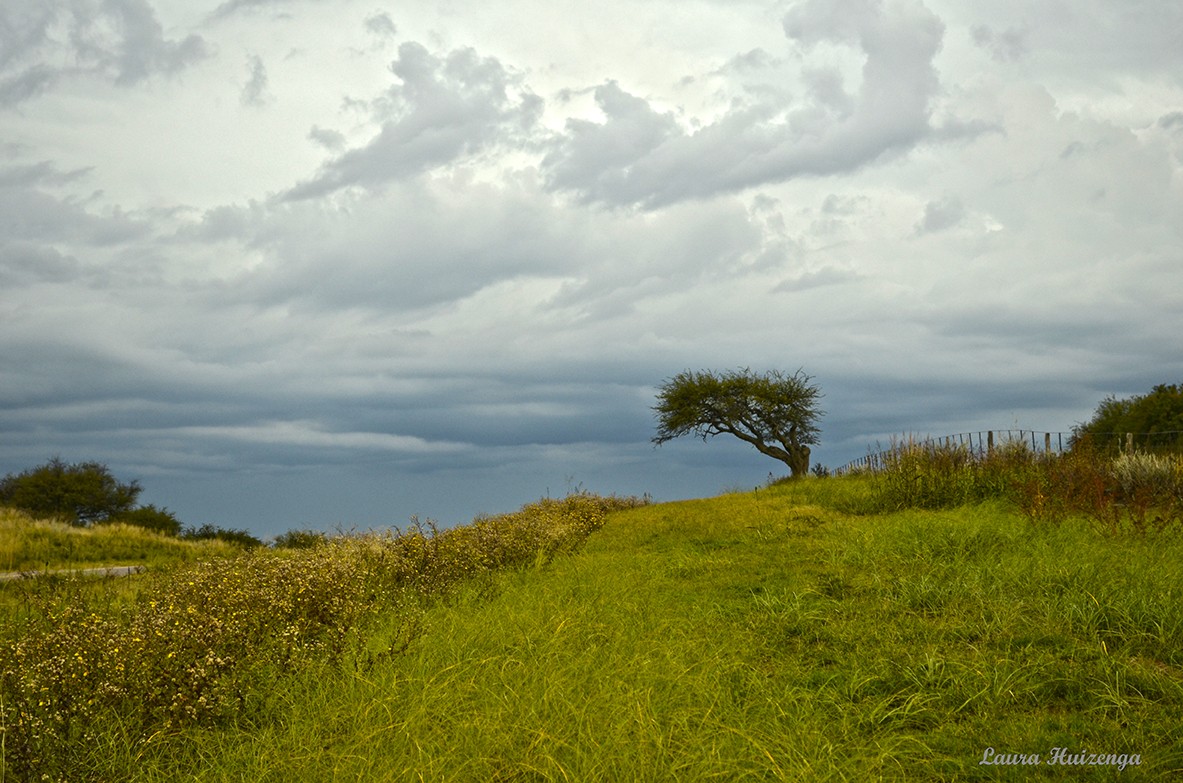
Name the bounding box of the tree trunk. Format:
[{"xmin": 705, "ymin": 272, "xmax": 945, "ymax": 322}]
[{"xmin": 786, "ymin": 445, "xmax": 810, "ymax": 478}]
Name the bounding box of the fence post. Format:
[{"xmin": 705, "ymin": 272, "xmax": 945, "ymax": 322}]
[
  {"xmin": 1044, "ymin": 432, "xmax": 1051, "ymax": 454},
  {"xmin": 1126, "ymin": 432, "xmax": 1134, "ymax": 454},
  {"xmin": 987, "ymin": 431, "xmax": 994, "ymax": 453}
]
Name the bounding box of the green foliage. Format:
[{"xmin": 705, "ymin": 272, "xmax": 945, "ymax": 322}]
[
  {"xmin": 272, "ymin": 529, "xmax": 328, "ymax": 549},
  {"xmin": 0, "ymin": 458, "xmax": 141, "ymax": 526},
  {"xmin": 10, "ymin": 471, "xmax": 1183, "ymax": 781},
  {"xmin": 105, "ymin": 505, "xmax": 182, "ymax": 537},
  {"xmin": 181, "ymin": 524, "xmax": 264, "ymax": 549},
  {"xmin": 653, "ymin": 368, "xmax": 824, "ymax": 478},
  {"xmin": 1073, "ymin": 382, "xmax": 1183, "ymax": 452}
]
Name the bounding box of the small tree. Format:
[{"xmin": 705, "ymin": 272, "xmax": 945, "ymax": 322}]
[
  {"xmin": 652, "ymin": 368, "xmax": 824, "ymax": 478},
  {"xmin": 0, "ymin": 458, "xmax": 141, "ymax": 526}
]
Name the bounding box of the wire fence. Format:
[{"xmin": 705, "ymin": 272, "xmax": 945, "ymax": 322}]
[{"xmin": 834, "ymin": 429, "xmax": 1183, "ymax": 475}]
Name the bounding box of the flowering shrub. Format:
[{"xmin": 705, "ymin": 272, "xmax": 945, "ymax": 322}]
[{"xmin": 0, "ymin": 492, "xmax": 646, "ymax": 781}]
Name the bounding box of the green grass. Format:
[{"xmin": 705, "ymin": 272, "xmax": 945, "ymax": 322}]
[
  {"xmin": 0, "ymin": 506, "xmax": 238, "ymax": 573},
  {"xmin": 105, "ymin": 481, "xmax": 1183, "ymax": 782}
]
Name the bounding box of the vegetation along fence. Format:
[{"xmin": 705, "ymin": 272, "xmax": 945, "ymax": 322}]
[{"xmin": 834, "ymin": 429, "xmax": 1183, "ymax": 475}]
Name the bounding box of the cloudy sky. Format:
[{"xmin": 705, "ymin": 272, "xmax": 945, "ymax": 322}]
[{"xmin": 2, "ymin": 0, "xmax": 1181, "ymax": 537}]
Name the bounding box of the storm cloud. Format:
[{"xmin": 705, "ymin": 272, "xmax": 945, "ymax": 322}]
[{"xmin": 1, "ymin": 0, "xmax": 1180, "ymax": 536}]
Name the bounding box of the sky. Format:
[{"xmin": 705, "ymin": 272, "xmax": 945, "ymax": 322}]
[{"xmin": 2, "ymin": 0, "xmax": 1181, "ymax": 538}]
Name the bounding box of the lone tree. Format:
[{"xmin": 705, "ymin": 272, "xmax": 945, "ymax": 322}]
[{"xmin": 652, "ymin": 368, "xmax": 824, "ymax": 479}]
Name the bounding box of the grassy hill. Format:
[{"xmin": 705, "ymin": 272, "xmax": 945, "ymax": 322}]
[
  {"xmin": 103, "ymin": 479, "xmax": 1183, "ymax": 780},
  {"xmin": 4, "ymin": 471, "xmax": 1183, "ymax": 780},
  {"xmin": 0, "ymin": 506, "xmax": 240, "ymax": 573}
]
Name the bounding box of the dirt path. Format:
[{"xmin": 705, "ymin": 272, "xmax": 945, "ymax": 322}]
[{"xmin": 0, "ymin": 565, "xmax": 146, "ymax": 582}]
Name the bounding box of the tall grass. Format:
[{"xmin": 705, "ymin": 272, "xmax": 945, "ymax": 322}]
[
  {"xmin": 0, "ymin": 493, "xmax": 644, "ymax": 782},
  {"xmin": 78, "ymin": 484, "xmax": 1183, "ymax": 781},
  {"xmin": 868, "ymin": 439, "xmax": 1183, "ymax": 534}
]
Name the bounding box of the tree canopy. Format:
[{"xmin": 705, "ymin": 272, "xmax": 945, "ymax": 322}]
[
  {"xmin": 1072, "ymin": 383, "xmax": 1183, "ymax": 452},
  {"xmin": 652, "ymin": 368, "xmax": 823, "ymax": 478},
  {"xmin": 0, "ymin": 457, "xmax": 141, "ymax": 526}
]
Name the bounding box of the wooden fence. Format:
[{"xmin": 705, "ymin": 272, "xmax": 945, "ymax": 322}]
[{"xmin": 833, "ymin": 429, "xmax": 1183, "ymax": 475}]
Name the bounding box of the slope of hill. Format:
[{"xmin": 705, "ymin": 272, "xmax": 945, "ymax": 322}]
[
  {"xmin": 0, "ymin": 506, "xmax": 239, "ymax": 574},
  {"xmin": 114, "ymin": 477, "xmax": 1183, "ymax": 781}
]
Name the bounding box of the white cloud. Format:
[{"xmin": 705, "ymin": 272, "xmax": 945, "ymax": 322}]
[
  {"xmin": 0, "ymin": 0, "xmax": 206, "ymax": 105},
  {"xmin": 284, "ymin": 42, "xmax": 543, "ymax": 199},
  {"xmin": 173, "ymin": 421, "xmax": 469, "ymax": 453},
  {"xmin": 541, "ymin": 0, "xmax": 954, "ymax": 207},
  {"xmin": 971, "ymin": 24, "xmax": 1027, "ymax": 63},
  {"xmin": 207, "ymin": 0, "xmax": 308, "ymax": 21},
  {"xmin": 307, "ymin": 125, "xmax": 346, "ymax": 150}
]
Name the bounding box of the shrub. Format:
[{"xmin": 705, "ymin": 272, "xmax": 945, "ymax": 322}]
[
  {"xmin": 105, "ymin": 504, "xmax": 183, "ymax": 536},
  {"xmin": 1072, "ymin": 383, "xmax": 1183, "ymax": 453},
  {"xmin": 867, "ymin": 437, "xmax": 1182, "ymax": 534},
  {"xmin": 1008, "ymin": 444, "xmax": 1106, "ymax": 526},
  {"xmin": 1003, "ymin": 444, "xmax": 1181, "ymax": 535},
  {"xmin": 181, "ymin": 524, "xmax": 263, "ymax": 548},
  {"xmin": 273, "ymin": 528, "xmax": 329, "ymax": 549},
  {"xmin": 0, "ymin": 458, "xmax": 140, "ymax": 526}
]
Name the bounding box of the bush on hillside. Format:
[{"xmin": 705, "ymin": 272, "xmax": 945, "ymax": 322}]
[
  {"xmin": 181, "ymin": 523, "xmax": 264, "ymax": 548},
  {"xmin": 104, "ymin": 504, "xmax": 183, "ymax": 536},
  {"xmin": 273, "ymin": 528, "xmax": 329, "ymax": 549},
  {"xmin": 1072, "ymin": 383, "xmax": 1183, "ymax": 452},
  {"xmin": 0, "ymin": 458, "xmax": 141, "ymax": 526},
  {"xmin": 869, "ymin": 439, "xmax": 1033, "ymax": 511}
]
